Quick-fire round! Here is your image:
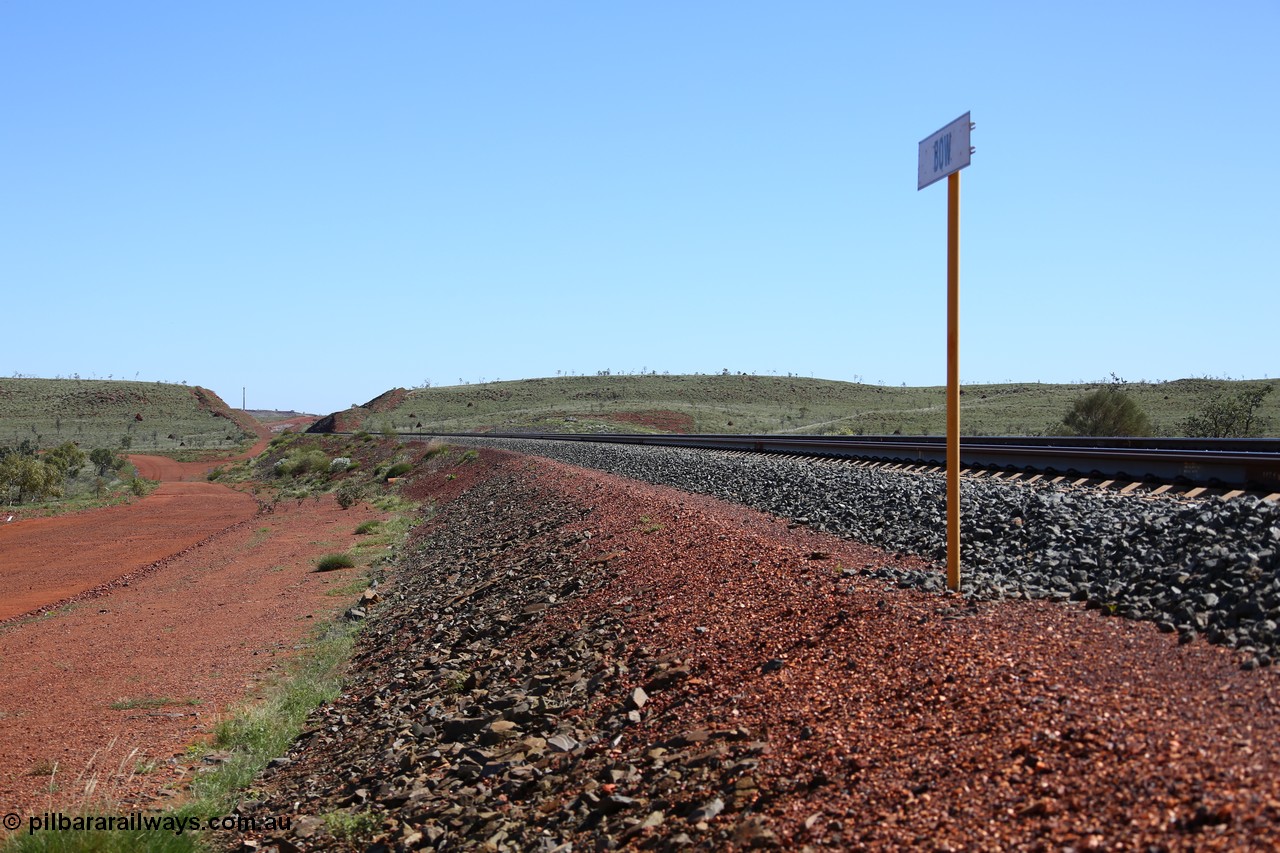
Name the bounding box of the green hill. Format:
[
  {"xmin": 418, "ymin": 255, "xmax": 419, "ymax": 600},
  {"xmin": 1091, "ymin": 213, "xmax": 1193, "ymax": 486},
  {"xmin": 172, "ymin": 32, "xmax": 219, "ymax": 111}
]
[
  {"xmin": 0, "ymin": 379, "xmax": 262, "ymax": 452},
  {"xmin": 308, "ymin": 374, "xmax": 1280, "ymax": 438}
]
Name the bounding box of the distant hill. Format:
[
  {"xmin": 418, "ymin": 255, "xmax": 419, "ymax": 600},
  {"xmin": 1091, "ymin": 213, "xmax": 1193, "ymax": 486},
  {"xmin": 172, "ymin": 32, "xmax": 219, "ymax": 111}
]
[
  {"xmin": 307, "ymin": 374, "xmax": 1280, "ymax": 438},
  {"xmin": 0, "ymin": 379, "xmax": 264, "ymax": 451}
]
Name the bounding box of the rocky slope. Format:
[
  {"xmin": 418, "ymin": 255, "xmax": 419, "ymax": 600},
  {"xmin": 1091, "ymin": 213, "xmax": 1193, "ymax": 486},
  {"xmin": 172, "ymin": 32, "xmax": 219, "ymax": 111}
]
[
  {"xmin": 229, "ymin": 448, "xmax": 1280, "ymax": 851},
  {"xmin": 459, "ymin": 438, "xmax": 1280, "ymax": 668}
]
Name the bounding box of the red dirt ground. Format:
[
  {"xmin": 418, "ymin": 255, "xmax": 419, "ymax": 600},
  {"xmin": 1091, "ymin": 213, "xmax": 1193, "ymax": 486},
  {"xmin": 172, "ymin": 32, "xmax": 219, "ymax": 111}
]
[
  {"xmin": 0, "ymin": 442, "xmax": 382, "ymax": 819},
  {"xmin": 0, "ymin": 444, "xmax": 273, "ymax": 622},
  {"xmin": 599, "ymin": 409, "xmax": 696, "ymax": 433}
]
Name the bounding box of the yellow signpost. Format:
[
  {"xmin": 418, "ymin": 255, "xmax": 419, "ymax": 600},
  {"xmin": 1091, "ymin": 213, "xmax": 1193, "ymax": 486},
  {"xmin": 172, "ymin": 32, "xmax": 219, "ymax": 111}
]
[{"xmin": 919, "ymin": 113, "xmax": 974, "ymax": 592}]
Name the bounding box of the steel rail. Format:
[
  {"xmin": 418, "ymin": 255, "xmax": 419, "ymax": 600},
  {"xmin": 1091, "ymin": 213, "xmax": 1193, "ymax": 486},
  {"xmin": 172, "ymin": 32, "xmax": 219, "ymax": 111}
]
[{"xmin": 392, "ymin": 432, "xmax": 1280, "ymax": 493}]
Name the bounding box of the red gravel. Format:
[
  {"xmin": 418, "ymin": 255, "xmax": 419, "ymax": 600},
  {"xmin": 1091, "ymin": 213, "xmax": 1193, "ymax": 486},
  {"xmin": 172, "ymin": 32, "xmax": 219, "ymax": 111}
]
[{"xmin": 510, "ymin": 456, "xmax": 1280, "ymax": 850}]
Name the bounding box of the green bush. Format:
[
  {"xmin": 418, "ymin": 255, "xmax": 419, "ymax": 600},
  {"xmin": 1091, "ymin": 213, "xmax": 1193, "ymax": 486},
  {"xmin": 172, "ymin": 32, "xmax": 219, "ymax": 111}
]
[
  {"xmin": 1181, "ymin": 383, "xmax": 1273, "ymax": 437},
  {"xmin": 43, "ymin": 441, "xmax": 87, "ymax": 478},
  {"xmin": 128, "ymin": 477, "xmax": 156, "ymax": 497},
  {"xmin": 314, "ymin": 553, "xmax": 356, "ymax": 572},
  {"xmin": 354, "ymin": 520, "xmax": 380, "ymax": 535},
  {"xmin": 0, "ymin": 455, "xmax": 63, "ymax": 503},
  {"xmin": 274, "ymin": 448, "xmax": 330, "ymax": 479},
  {"xmin": 1060, "ymin": 386, "xmax": 1151, "ymax": 436},
  {"xmin": 293, "ymin": 449, "xmax": 330, "ymax": 476},
  {"xmin": 385, "ymin": 461, "xmax": 413, "ymax": 480}
]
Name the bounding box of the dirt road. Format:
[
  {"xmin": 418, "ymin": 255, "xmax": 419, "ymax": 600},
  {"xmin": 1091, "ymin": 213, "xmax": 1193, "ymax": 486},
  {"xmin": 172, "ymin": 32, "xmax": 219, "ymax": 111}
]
[
  {"xmin": 0, "ymin": 443, "xmax": 379, "ymax": 818},
  {"xmin": 0, "ymin": 485, "xmax": 258, "ymax": 621},
  {"xmin": 0, "ymin": 441, "xmax": 272, "ymax": 622}
]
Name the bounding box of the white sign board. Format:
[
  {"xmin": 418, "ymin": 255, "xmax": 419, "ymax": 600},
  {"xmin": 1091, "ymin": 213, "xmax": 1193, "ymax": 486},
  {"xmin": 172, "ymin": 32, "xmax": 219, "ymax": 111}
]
[{"xmin": 918, "ymin": 112, "xmax": 972, "ymax": 190}]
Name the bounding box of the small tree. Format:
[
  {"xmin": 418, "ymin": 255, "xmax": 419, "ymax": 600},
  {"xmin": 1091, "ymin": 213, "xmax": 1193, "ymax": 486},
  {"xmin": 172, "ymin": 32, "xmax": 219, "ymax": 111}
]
[
  {"xmin": 43, "ymin": 442, "xmax": 87, "ymax": 479},
  {"xmin": 90, "ymin": 448, "xmax": 123, "ymax": 476},
  {"xmin": 1181, "ymin": 383, "xmax": 1274, "ymax": 438},
  {"xmin": 1061, "ymin": 385, "xmax": 1152, "ymax": 436},
  {"xmin": 0, "ymin": 455, "xmax": 63, "ymax": 503}
]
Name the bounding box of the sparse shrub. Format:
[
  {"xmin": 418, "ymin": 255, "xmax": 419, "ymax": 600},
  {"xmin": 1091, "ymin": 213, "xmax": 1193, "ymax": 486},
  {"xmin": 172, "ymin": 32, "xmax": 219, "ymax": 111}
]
[
  {"xmin": 315, "ymin": 553, "xmax": 356, "ymax": 572},
  {"xmin": 323, "ymin": 810, "xmax": 379, "ymax": 843},
  {"xmin": 461, "ymin": 450, "xmax": 478, "ymax": 462},
  {"xmin": 385, "ymin": 461, "xmax": 413, "ymax": 480},
  {"xmin": 1060, "ymin": 385, "xmax": 1151, "ymax": 436},
  {"xmin": 1181, "ymin": 383, "xmax": 1273, "ymax": 438},
  {"xmin": 335, "ymin": 480, "xmax": 365, "ymax": 510},
  {"xmin": 329, "ymin": 456, "xmax": 351, "ymax": 472},
  {"xmin": 128, "ymin": 477, "xmax": 155, "ymax": 497},
  {"xmin": 636, "ymin": 515, "xmax": 664, "ymax": 534}
]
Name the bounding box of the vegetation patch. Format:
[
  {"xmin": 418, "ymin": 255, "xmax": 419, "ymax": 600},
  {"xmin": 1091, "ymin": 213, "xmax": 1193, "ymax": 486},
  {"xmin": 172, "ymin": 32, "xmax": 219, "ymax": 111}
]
[
  {"xmin": 325, "ymin": 576, "xmax": 371, "ymax": 597},
  {"xmin": 384, "ymin": 461, "xmax": 413, "ymax": 480},
  {"xmin": 127, "ymin": 477, "xmax": 157, "ymax": 497},
  {"xmin": 303, "ymin": 374, "xmax": 1280, "ymax": 438},
  {"xmin": 314, "ymin": 553, "xmax": 356, "ymax": 572},
  {"xmin": 0, "ymin": 442, "xmax": 148, "ymax": 514},
  {"xmin": 1060, "ymin": 382, "xmax": 1152, "ymax": 436},
  {"xmin": 636, "ymin": 515, "xmax": 665, "ymax": 534},
  {"xmin": 1181, "ymin": 383, "xmax": 1273, "ymax": 438},
  {"xmin": 322, "ymin": 810, "xmax": 379, "ymax": 842}
]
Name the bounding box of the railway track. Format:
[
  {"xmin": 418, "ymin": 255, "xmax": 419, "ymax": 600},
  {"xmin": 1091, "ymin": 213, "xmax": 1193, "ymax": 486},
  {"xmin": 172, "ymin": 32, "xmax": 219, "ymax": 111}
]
[{"xmin": 379, "ymin": 432, "xmax": 1280, "ymax": 497}]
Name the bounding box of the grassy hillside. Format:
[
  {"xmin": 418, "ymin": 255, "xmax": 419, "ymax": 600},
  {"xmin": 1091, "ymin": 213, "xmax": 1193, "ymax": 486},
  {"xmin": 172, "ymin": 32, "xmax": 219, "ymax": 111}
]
[
  {"xmin": 309, "ymin": 375, "xmax": 1280, "ymax": 438},
  {"xmin": 0, "ymin": 379, "xmax": 262, "ymax": 452}
]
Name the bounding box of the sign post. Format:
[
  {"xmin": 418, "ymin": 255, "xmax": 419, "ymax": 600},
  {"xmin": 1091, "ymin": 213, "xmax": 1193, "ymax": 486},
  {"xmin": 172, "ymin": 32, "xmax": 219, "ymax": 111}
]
[{"xmin": 918, "ymin": 112, "xmax": 974, "ymax": 592}]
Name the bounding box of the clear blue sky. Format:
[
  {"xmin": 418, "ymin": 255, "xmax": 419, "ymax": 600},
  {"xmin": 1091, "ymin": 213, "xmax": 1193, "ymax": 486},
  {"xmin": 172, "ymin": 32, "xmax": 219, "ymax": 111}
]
[{"xmin": 3, "ymin": 2, "xmax": 1276, "ymax": 415}]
